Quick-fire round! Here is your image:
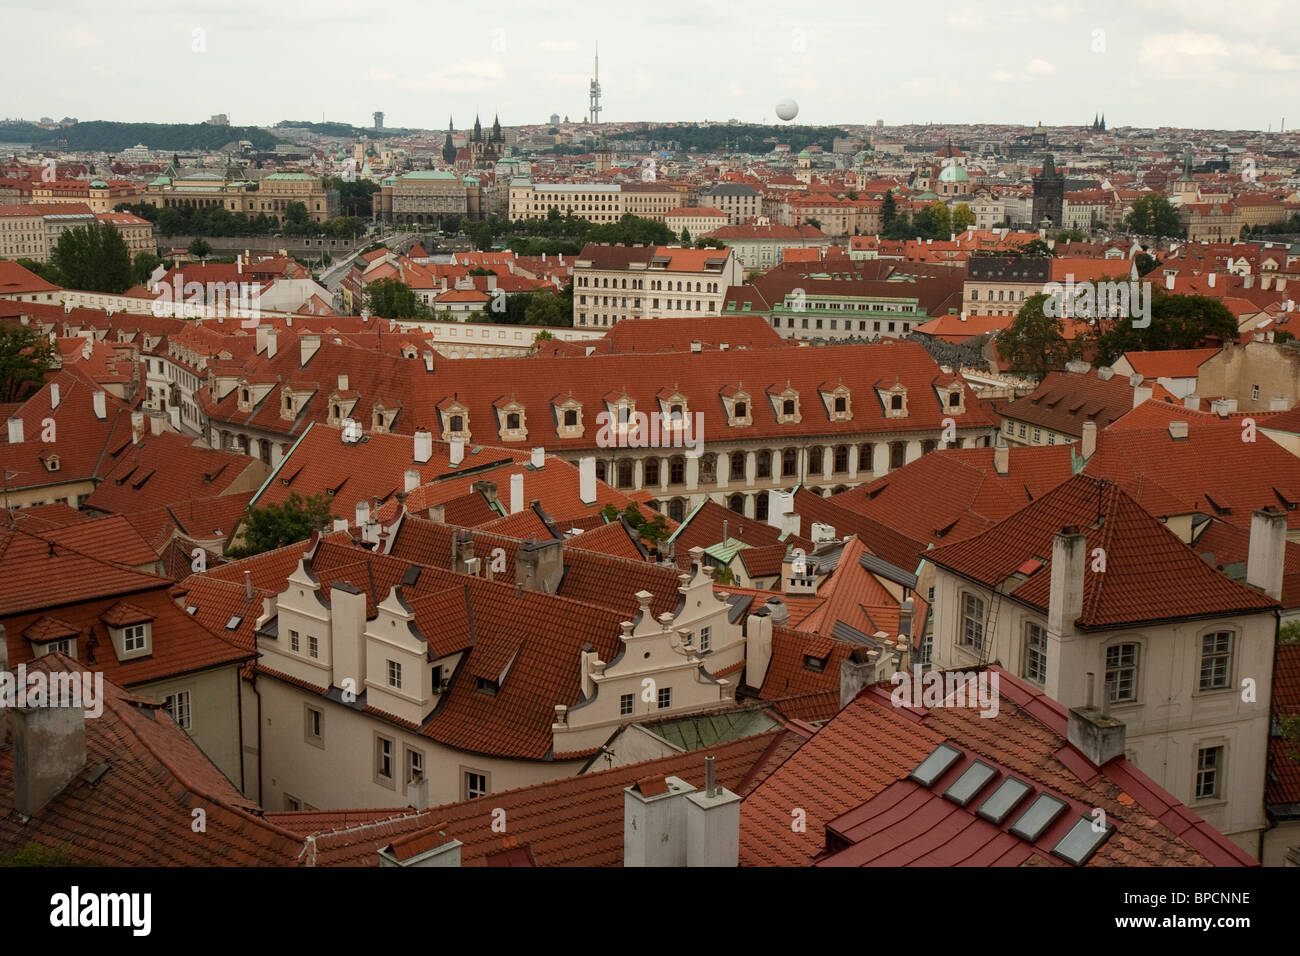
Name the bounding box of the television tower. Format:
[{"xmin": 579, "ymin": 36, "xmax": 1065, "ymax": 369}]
[{"xmin": 588, "ymin": 43, "xmax": 602, "ymax": 125}]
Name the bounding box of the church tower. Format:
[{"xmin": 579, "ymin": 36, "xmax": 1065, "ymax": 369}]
[{"xmin": 442, "ymin": 117, "xmax": 456, "ymax": 165}]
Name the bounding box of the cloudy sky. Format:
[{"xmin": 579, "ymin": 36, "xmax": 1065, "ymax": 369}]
[{"xmin": 5, "ymin": 0, "xmax": 1298, "ymax": 131}]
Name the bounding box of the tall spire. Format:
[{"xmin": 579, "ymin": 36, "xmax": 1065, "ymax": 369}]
[{"xmin": 589, "ymin": 42, "xmax": 602, "ymax": 125}]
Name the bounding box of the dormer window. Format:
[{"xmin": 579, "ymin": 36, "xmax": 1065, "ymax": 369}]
[
  {"xmin": 783, "ymin": 399, "xmax": 795, "ymax": 415},
  {"xmin": 891, "ymin": 395, "xmax": 903, "ymax": 410},
  {"xmin": 506, "ymin": 412, "xmax": 520, "ymax": 429},
  {"xmin": 497, "ymin": 400, "xmax": 527, "ymax": 440},
  {"xmin": 101, "ymin": 602, "xmax": 154, "ymax": 661},
  {"xmin": 735, "ymin": 401, "xmax": 747, "ymax": 418},
  {"xmin": 441, "ymin": 401, "xmax": 470, "ymax": 440},
  {"xmin": 835, "ymin": 397, "xmax": 846, "ymax": 412},
  {"xmin": 44, "ymin": 454, "xmax": 60, "ymax": 473},
  {"xmin": 564, "ymin": 409, "xmax": 578, "ymax": 427},
  {"xmin": 556, "ymin": 396, "xmax": 584, "ymax": 438},
  {"xmin": 450, "ymin": 414, "xmax": 464, "ymax": 431},
  {"xmin": 881, "ymin": 382, "xmax": 909, "ymax": 419}
]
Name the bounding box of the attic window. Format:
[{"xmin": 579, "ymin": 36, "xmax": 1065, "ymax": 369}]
[
  {"xmin": 802, "ymin": 654, "xmax": 827, "ymax": 673},
  {"xmin": 834, "ymin": 397, "xmax": 846, "ymax": 413},
  {"xmin": 891, "ymin": 395, "xmax": 903, "ymax": 410},
  {"xmin": 476, "ymin": 677, "xmax": 498, "ymax": 696},
  {"xmin": 44, "ymin": 455, "xmax": 60, "ymax": 473},
  {"xmin": 948, "ymin": 392, "xmax": 961, "ymax": 407},
  {"xmin": 735, "ymin": 401, "xmax": 747, "ymax": 418},
  {"xmin": 563, "ymin": 409, "xmax": 578, "ymax": 427},
  {"xmin": 1009, "ymin": 793, "xmax": 1067, "ymax": 842},
  {"xmin": 506, "ymin": 412, "xmax": 520, "ymax": 430},
  {"xmin": 450, "ymin": 414, "xmax": 464, "ymax": 432},
  {"xmin": 225, "ymin": 616, "xmax": 242, "ymax": 630},
  {"xmin": 1051, "ymin": 815, "xmax": 1114, "ymax": 866},
  {"xmin": 909, "ymin": 743, "xmax": 962, "ymax": 787},
  {"xmin": 784, "ymin": 399, "xmax": 796, "ymax": 415}
]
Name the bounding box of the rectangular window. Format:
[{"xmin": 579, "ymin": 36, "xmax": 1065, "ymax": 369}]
[
  {"xmin": 388, "ymin": 659, "xmax": 402, "ymax": 689},
  {"xmin": 1023, "ymin": 622, "xmax": 1047, "ymax": 684},
  {"xmin": 657, "ymin": 686, "xmax": 672, "ymax": 709},
  {"xmin": 960, "ymin": 593, "xmax": 984, "ymax": 651},
  {"xmin": 1199, "ymin": 632, "xmax": 1232, "ymax": 690},
  {"xmin": 308, "ymin": 635, "xmax": 319, "ymax": 659},
  {"xmin": 375, "ymin": 735, "xmax": 393, "ymax": 782},
  {"xmin": 123, "ymin": 624, "xmax": 147, "ymax": 652},
  {"xmin": 1196, "ymin": 746, "xmax": 1223, "ymax": 800},
  {"xmin": 406, "ymin": 748, "xmax": 424, "ymax": 785},
  {"xmin": 289, "ymin": 629, "xmax": 300, "ymax": 653},
  {"xmin": 163, "ymin": 690, "xmax": 192, "ymax": 730},
  {"xmin": 47, "ymin": 638, "xmax": 72, "ymax": 657},
  {"xmin": 1106, "ymin": 643, "xmax": 1139, "ymax": 703},
  {"xmin": 1018, "ymin": 423, "xmax": 1026, "ymax": 438},
  {"xmin": 699, "ymin": 625, "xmax": 711, "ymax": 651},
  {"xmin": 465, "ymin": 771, "xmax": 488, "ymax": 800},
  {"xmin": 620, "ymin": 693, "xmax": 634, "ymax": 716},
  {"xmin": 304, "ymin": 705, "xmax": 323, "ymax": 745}
]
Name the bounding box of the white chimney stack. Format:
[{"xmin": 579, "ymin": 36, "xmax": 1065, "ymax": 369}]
[
  {"xmin": 404, "ymin": 469, "xmax": 420, "ymax": 493},
  {"xmin": 413, "ymin": 430, "xmax": 433, "ymax": 464},
  {"xmin": 1165, "ymin": 273, "xmax": 1175, "ymax": 290},
  {"xmin": 338, "ymin": 374, "xmax": 349, "ymax": 391},
  {"xmin": 1168, "ymin": 420, "xmax": 1189, "ymax": 440},
  {"xmin": 624, "ymin": 776, "xmax": 694, "ymax": 867},
  {"xmin": 49, "ymin": 383, "xmax": 59, "ymax": 409},
  {"xmin": 355, "ymin": 500, "xmax": 370, "ymax": 528},
  {"xmin": 1048, "ymin": 528, "xmax": 1087, "ymax": 637},
  {"xmin": 1246, "ymin": 509, "xmax": 1286, "ymax": 601},
  {"xmin": 1184, "ymin": 393, "xmax": 1201, "ymax": 410},
  {"xmin": 12, "ymin": 699, "xmax": 85, "ymax": 817},
  {"xmin": 450, "ymin": 437, "xmax": 465, "ymax": 467},
  {"xmin": 579, "ymin": 456, "xmax": 597, "ymax": 504},
  {"xmin": 6, "ymin": 417, "xmax": 23, "ymax": 444},
  {"xmin": 1081, "ymin": 421, "xmax": 1097, "ymax": 459},
  {"xmin": 531, "ymin": 446, "xmax": 545, "ymax": 468},
  {"xmin": 685, "ymin": 757, "xmax": 741, "ymax": 867},
  {"xmin": 510, "ymin": 473, "xmax": 524, "ymax": 514},
  {"xmin": 994, "ymin": 443, "xmax": 1009, "ymax": 476},
  {"xmin": 93, "ymin": 390, "xmax": 106, "ymax": 419}
]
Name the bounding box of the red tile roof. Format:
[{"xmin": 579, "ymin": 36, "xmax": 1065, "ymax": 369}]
[
  {"xmin": 999, "ymin": 369, "xmax": 1138, "ymax": 436},
  {"xmin": 1268, "ymin": 643, "xmax": 1300, "ymax": 810}
]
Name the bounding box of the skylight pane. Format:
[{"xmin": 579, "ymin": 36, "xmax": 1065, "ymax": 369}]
[
  {"xmin": 976, "ymin": 777, "xmax": 1032, "ymax": 824},
  {"xmin": 910, "ymin": 743, "xmax": 961, "ymax": 787},
  {"xmin": 943, "ymin": 760, "xmax": 997, "ymax": 806},
  {"xmin": 1009, "ymin": 794, "xmax": 1067, "ymax": 841},
  {"xmin": 1052, "ymin": 816, "xmax": 1113, "ymax": 865}
]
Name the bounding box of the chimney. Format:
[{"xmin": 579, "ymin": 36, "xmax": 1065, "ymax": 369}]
[
  {"xmin": 1048, "ymin": 528, "xmax": 1086, "ymax": 637},
  {"xmin": 300, "ymin": 333, "xmax": 321, "ymax": 366},
  {"xmin": 452, "ymin": 531, "xmax": 476, "ymax": 573},
  {"xmin": 1067, "ymin": 671, "xmax": 1126, "ymax": 767},
  {"xmin": 624, "ymin": 775, "xmax": 695, "ymax": 867},
  {"xmin": 810, "ymin": 522, "xmax": 836, "ymax": 545},
  {"xmin": 579, "ymin": 456, "xmax": 597, "ymax": 504},
  {"xmin": 515, "ymin": 537, "xmax": 564, "ymax": 594},
  {"xmin": 12, "ymin": 697, "xmax": 86, "ymax": 817},
  {"xmin": 1168, "ymin": 420, "xmax": 1189, "ymax": 440},
  {"xmin": 1081, "ymin": 421, "xmax": 1097, "ymax": 459},
  {"xmin": 404, "ymin": 469, "xmax": 420, "ymax": 493},
  {"xmin": 690, "ymin": 340, "xmax": 702, "ymax": 353},
  {"xmin": 685, "ymin": 757, "xmax": 741, "ymax": 867},
  {"xmin": 92, "ymin": 390, "xmax": 106, "ymax": 420},
  {"xmin": 530, "ymin": 446, "xmax": 545, "ymax": 468},
  {"xmin": 338, "ymin": 374, "xmax": 349, "ymax": 392},
  {"xmin": 355, "ymin": 500, "xmax": 370, "ymax": 528},
  {"xmin": 332, "ymin": 518, "xmax": 349, "ymax": 532},
  {"xmin": 378, "ymin": 832, "xmax": 463, "ymax": 868},
  {"xmin": 449, "ymin": 438, "xmax": 465, "ymax": 467},
  {"xmin": 840, "ymin": 647, "xmax": 876, "ymax": 708},
  {"xmin": 6, "ymin": 417, "xmax": 22, "ymax": 444},
  {"xmin": 745, "ymin": 609, "xmax": 773, "ymax": 689},
  {"xmin": 1165, "ymin": 273, "xmax": 1175, "ymax": 290},
  {"xmin": 329, "ymin": 582, "xmax": 367, "ymax": 695},
  {"xmin": 413, "ymin": 430, "xmax": 433, "ymax": 464},
  {"xmin": 243, "ymin": 569, "xmax": 254, "ymax": 600},
  {"xmin": 1246, "ymin": 508, "xmax": 1286, "ymax": 601},
  {"xmin": 1208, "ymin": 272, "xmax": 1216, "ymax": 287},
  {"xmin": 49, "ymin": 383, "xmax": 60, "ymax": 409},
  {"xmin": 510, "ymin": 473, "xmax": 524, "ymax": 514},
  {"xmin": 131, "ymin": 411, "xmax": 146, "ymax": 443},
  {"xmin": 1096, "ymin": 366, "xmax": 1114, "ymax": 381},
  {"xmin": 1184, "ymin": 393, "xmax": 1201, "ymax": 410},
  {"xmin": 422, "ymin": 350, "xmax": 435, "ymax": 372},
  {"xmin": 765, "ymin": 596, "xmax": 789, "ymax": 627},
  {"xmin": 993, "ymin": 443, "xmax": 1009, "ymax": 476},
  {"xmin": 265, "ymin": 327, "xmax": 277, "ymax": 359},
  {"xmin": 1132, "ymin": 385, "xmax": 1153, "ymax": 408},
  {"xmin": 149, "ymin": 414, "xmax": 166, "ymax": 436},
  {"xmin": 471, "ymin": 479, "xmax": 498, "ymax": 508}
]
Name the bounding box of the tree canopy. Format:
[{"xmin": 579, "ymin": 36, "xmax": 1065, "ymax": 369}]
[
  {"xmin": 0, "ymin": 323, "xmax": 59, "ymax": 402},
  {"xmin": 1124, "ymin": 195, "xmax": 1183, "ymax": 238},
  {"xmin": 995, "ymin": 293, "xmax": 1075, "ymax": 379},
  {"xmin": 365, "ymin": 277, "xmax": 429, "ymax": 319},
  {"xmin": 50, "ymin": 222, "xmax": 132, "ymax": 293},
  {"xmin": 227, "ymin": 492, "xmax": 335, "ymax": 559},
  {"xmin": 1092, "ymin": 293, "xmax": 1239, "ymax": 365}
]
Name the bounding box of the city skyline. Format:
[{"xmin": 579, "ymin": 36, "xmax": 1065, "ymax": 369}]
[{"xmin": 5, "ymin": 0, "xmax": 1298, "ymax": 131}]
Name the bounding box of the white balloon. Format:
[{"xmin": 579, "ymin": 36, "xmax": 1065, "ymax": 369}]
[{"xmin": 775, "ymin": 99, "xmax": 799, "ymax": 122}]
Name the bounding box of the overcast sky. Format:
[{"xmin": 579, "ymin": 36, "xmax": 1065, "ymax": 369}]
[{"xmin": 5, "ymin": 0, "xmax": 1298, "ymax": 132}]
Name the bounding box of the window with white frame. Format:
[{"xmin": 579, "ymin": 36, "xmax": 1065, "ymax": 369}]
[
  {"xmin": 304, "ymin": 704, "xmax": 323, "ymax": 746},
  {"xmin": 406, "ymin": 748, "xmax": 424, "ymax": 785},
  {"xmin": 375, "ymin": 735, "xmax": 394, "ymax": 783},
  {"xmin": 47, "ymin": 638, "xmax": 73, "ymax": 657},
  {"xmin": 123, "ymin": 624, "xmax": 147, "ymax": 653},
  {"xmin": 620, "ymin": 693, "xmax": 634, "ymax": 716},
  {"xmin": 657, "ymin": 686, "xmax": 672, "ymax": 709},
  {"xmin": 163, "ymin": 690, "xmax": 192, "ymax": 730},
  {"xmin": 1023, "ymin": 621, "xmax": 1047, "ymax": 684},
  {"xmin": 388, "ymin": 659, "xmax": 402, "ymax": 689},
  {"xmin": 699, "ymin": 625, "xmax": 711, "ymax": 652},
  {"xmin": 1199, "ymin": 632, "xmax": 1233, "ymax": 690},
  {"xmin": 289, "ymin": 629, "xmax": 300, "ymax": 653},
  {"xmin": 308, "ymin": 635, "xmax": 319, "ymax": 659},
  {"xmin": 1195, "ymin": 745, "xmax": 1223, "ymax": 800},
  {"xmin": 960, "ymin": 593, "xmax": 984, "ymax": 651},
  {"xmin": 465, "ymin": 771, "xmax": 488, "ymax": 800},
  {"xmin": 1105, "ymin": 643, "xmax": 1139, "ymax": 703}
]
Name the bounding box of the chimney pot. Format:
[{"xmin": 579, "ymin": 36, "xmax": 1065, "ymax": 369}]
[
  {"xmin": 1247, "ymin": 508, "xmax": 1286, "ymax": 601},
  {"xmin": 449, "ymin": 437, "xmax": 465, "ymax": 467},
  {"xmin": 13, "ymin": 699, "xmax": 86, "ymax": 817},
  {"xmin": 993, "ymin": 443, "xmax": 1009, "ymax": 476}
]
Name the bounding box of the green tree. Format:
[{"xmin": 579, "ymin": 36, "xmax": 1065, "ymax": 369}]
[
  {"xmin": 805, "ymin": 217, "xmax": 822, "ymax": 230},
  {"xmin": 227, "ymin": 492, "xmax": 336, "ymax": 559},
  {"xmin": 1124, "ymin": 195, "xmax": 1183, "ymax": 238},
  {"xmin": 926, "ymin": 203, "xmax": 951, "ymax": 237},
  {"xmin": 365, "ymin": 277, "xmax": 428, "ymax": 318},
  {"xmin": 50, "ymin": 222, "xmax": 131, "ymax": 293},
  {"xmin": 1134, "ymin": 252, "xmax": 1159, "ymax": 277},
  {"xmin": 880, "ymin": 190, "xmax": 897, "ymax": 226},
  {"xmin": 15, "ymin": 258, "xmax": 63, "ymax": 285},
  {"xmin": 996, "ymin": 294, "xmax": 1072, "ymax": 379},
  {"xmin": 0, "ymin": 323, "xmax": 58, "ymax": 402},
  {"xmin": 130, "ymin": 251, "xmax": 163, "ymax": 286},
  {"xmin": 467, "ymin": 220, "xmax": 494, "ymax": 251},
  {"xmin": 1093, "ymin": 293, "xmax": 1239, "ymax": 366},
  {"xmin": 187, "ymin": 237, "xmax": 212, "ymax": 260},
  {"xmin": 283, "ymin": 202, "xmax": 309, "ymax": 226},
  {"xmin": 952, "ymin": 203, "xmax": 975, "ymax": 231},
  {"xmin": 680, "ymin": 227, "xmax": 691, "ymax": 244},
  {"xmin": 1055, "ymin": 228, "xmax": 1087, "ymax": 243},
  {"xmin": 1018, "ymin": 238, "xmax": 1056, "ymax": 257}
]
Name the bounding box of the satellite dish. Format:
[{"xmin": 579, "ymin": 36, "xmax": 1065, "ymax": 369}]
[{"xmin": 775, "ymin": 99, "xmax": 799, "ymax": 122}]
